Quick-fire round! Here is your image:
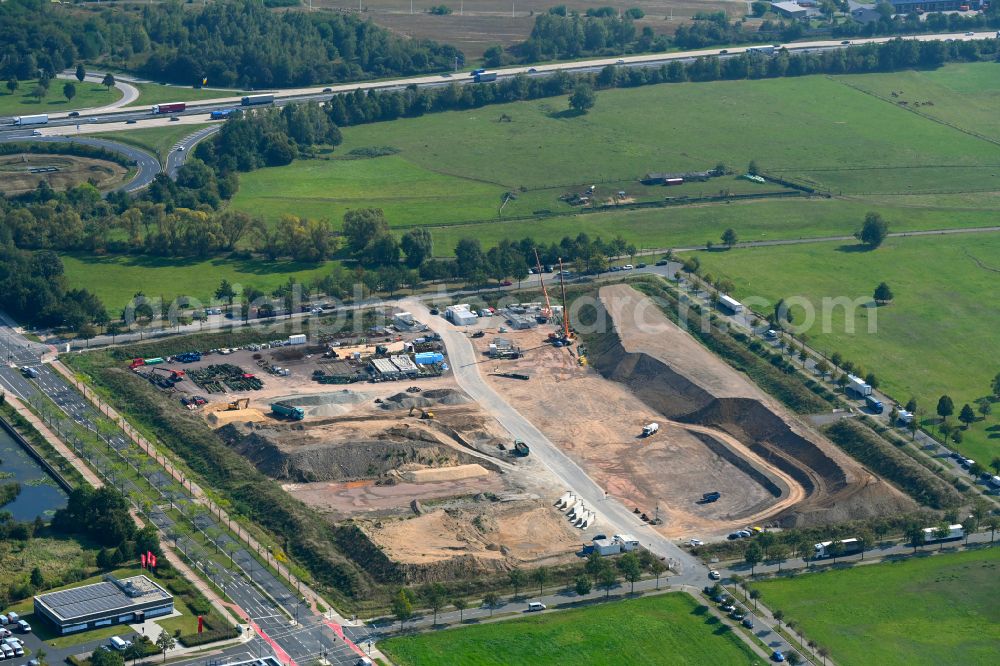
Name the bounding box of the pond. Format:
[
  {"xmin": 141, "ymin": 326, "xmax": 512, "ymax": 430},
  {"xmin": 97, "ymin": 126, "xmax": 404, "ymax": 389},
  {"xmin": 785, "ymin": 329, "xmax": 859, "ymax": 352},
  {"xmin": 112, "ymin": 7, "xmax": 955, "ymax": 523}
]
[{"xmin": 0, "ymin": 427, "xmax": 67, "ymax": 521}]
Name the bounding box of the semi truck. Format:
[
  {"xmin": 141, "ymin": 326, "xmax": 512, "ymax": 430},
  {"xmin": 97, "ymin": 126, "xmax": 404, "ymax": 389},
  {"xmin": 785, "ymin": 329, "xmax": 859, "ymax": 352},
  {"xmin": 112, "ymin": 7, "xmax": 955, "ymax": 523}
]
[
  {"xmin": 152, "ymin": 103, "xmax": 186, "ymax": 114},
  {"xmin": 209, "ymin": 108, "xmax": 239, "ymax": 120},
  {"xmin": 13, "ymin": 114, "xmax": 48, "ymax": 126},
  {"xmin": 814, "ymin": 537, "xmax": 862, "ymax": 559},
  {"xmin": 922, "ymin": 524, "xmax": 963, "ymax": 544},
  {"xmin": 474, "ymin": 72, "xmax": 498, "ymax": 83},
  {"xmin": 747, "ymin": 45, "xmax": 780, "ymax": 55},
  {"xmin": 641, "ymin": 423, "xmax": 660, "ymax": 437},
  {"xmin": 271, "ymin": 402, "xmax": 305, "ymax": 421},
  {"xmin": 865, "ymin": 395, "xmax": 884, "ymax": 414},
  {"xmin": 846, "ymin": 374, "xmax": 872, "ymax": 397},
  {"xmin": 717, "ymin": 294, "xmax": 743, "ymax": 314},
  {"xmin": 241, "ymin": 94, "xmax": 275, "ymax": 106}
]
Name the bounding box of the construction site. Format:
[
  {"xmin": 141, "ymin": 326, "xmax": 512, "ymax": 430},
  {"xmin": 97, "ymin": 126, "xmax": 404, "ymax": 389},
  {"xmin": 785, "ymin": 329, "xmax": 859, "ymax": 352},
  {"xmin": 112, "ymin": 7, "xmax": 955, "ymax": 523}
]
[{"xmin": 125, "ymin": 271, "xmax": 916, "ymax": 583}]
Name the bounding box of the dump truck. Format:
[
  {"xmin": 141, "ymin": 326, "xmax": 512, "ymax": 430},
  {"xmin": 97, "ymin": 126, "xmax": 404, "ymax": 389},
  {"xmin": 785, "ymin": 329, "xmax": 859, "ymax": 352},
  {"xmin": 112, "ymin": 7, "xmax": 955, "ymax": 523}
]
[
  {"xmin": 641, "ymin": 423, "xmax": 660, "ymax": 437},
  {"xmin": 271, "ymin": 402, "xmax": 304, "ymax": 420}
]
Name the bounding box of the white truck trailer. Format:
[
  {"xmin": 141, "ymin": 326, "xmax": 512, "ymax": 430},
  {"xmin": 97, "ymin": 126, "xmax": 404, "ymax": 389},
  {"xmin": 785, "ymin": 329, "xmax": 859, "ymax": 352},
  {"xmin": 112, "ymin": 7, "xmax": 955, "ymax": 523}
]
[
  {"xmin": 846, "ymin": 374, "xmax": 872, "ymax": 397},
  {"xmin": 13, "ymin": 114, "xmax": 48, "ymax": 126}
]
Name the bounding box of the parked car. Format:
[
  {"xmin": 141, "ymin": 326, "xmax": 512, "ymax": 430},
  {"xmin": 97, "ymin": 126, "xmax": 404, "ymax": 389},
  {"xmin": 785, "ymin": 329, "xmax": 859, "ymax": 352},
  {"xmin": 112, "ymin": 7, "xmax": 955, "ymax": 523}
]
[
  {"xmin": 14, "ymin": 621, "xmax": 29, "ymax": 634},
  {"xmin": 742, "ymin": 617, "xmax": 754, "ymax": 629},
  {"xmin": 708, "ymin": 570, "xmax": 721, "ymax": 580},
  {"xmin": 655, "ymin": 259, "xmax": 669, "ymax": 266},
  {"xmin": 109, "ymin": 636, "xmax": 132, "ymax": 651},
  {"xmin": 771, "ymin": 651, "xmax": 785, "ymax": 663},
  {"xmin": 689, "ymin": 538, "xmax": 704, "ymax": 547},
  {"xmin": 721, "ymin": 603, "xmax": 735, "ymax": 612},
  {"xmin": 1, "ymin": 644, "xmax": 14, "ymax": 659},
  {"xmin": 623, "ymin": 264, "xmax": 634, "ymax": 270}
]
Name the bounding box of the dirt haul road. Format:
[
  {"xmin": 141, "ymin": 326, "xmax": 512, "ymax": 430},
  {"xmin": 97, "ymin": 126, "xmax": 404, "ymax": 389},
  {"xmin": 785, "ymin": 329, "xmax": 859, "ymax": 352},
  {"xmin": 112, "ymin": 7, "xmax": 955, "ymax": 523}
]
[{"xmin": 401, "ymin": 297, "xmax": 706, "ymax": 577}]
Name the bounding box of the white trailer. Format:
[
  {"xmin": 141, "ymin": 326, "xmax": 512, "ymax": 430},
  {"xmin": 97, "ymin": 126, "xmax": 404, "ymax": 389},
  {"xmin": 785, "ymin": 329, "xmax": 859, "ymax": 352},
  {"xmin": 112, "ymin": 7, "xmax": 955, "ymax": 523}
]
[
  {"xmin": 288, "ymin": 334, "xmax": 307, "ymax": 345},
  {"xmin": 922, "ymin": 524, "xmax": 964, "ymax": 543},
  {"xmin": 13, "ymin": 114, "xmax": 48, "ymax": 126},
  {"xmin": 717, "ymin": 294, "xmax": 743, "ymax": 314},
  {"xmin": 814, "ymin": 537, "xmax": 861, "ymax": 558},
  {"xmin": 642, "ymin": 423, "xmax": 660, "ymax": 437},
  {"xmin": 846, "ymin": 374, "xmax": 872, "ymax": 397}
]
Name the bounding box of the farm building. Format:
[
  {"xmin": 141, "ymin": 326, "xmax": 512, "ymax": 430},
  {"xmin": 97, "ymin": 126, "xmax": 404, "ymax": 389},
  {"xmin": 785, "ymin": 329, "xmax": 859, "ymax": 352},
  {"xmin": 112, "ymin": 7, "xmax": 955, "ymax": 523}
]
[
  {"xmin": 34, "ymin": 575, "xmax": 173, "ymax": 635},
  {"xmin": 770, "ymin": 1, "xmax": 810, "ymax": 18}
]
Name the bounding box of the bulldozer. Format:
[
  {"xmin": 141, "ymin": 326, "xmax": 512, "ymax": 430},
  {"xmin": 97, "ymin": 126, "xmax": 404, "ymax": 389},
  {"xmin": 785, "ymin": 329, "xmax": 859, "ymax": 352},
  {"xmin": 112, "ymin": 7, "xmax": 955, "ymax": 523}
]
[
  {"xmin": 227, "ymin": 398, "xmax": 250, "ymax": 411},
  {"xmin": 408, "ymin": 406, "xmax": 435, "ymax": 420}
]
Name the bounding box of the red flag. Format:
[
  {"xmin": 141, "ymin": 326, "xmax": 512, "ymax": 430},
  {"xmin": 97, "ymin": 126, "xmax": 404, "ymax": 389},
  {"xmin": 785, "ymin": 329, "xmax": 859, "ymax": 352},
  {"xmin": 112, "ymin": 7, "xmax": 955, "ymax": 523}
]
[
  {"xmin": 151, "ymin": 554, "xmax": 157, "ymax": 568},
  {"xmin": 141, "ymin": 553, "xmax": 147, "ymax": 568},
  {"xmin": 197, "ymin": 615, "xmax": 204, "ymax": 634}
]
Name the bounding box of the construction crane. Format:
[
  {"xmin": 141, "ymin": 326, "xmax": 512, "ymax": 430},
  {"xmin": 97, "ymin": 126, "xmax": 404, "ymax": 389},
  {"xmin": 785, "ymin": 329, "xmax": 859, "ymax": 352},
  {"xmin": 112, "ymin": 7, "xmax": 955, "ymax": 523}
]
[
  {"xmin": 227, "ymin": 398, "xmax": 250, "ymax": 411},
  {"xmin": 557, "ymin": 257, "xmax": 573, "ymax": 341},
  {"xmin": 533, "ymin": 249, "xmax": 552, "ymax": 320}
]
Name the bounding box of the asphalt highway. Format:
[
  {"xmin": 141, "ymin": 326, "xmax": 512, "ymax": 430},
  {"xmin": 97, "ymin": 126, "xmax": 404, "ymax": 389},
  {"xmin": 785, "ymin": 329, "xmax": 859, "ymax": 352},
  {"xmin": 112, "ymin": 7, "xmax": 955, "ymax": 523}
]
[{"xmin": 1, "ymin": 30, "xmax": 994, "ymax": 137}]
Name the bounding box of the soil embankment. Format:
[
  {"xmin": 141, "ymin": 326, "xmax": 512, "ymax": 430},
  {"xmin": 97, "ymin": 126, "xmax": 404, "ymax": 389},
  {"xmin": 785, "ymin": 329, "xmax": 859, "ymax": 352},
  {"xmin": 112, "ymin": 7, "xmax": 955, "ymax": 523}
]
[{"xmin": 592, "ymin": 284, "xmax": 916, "ymax": 527}]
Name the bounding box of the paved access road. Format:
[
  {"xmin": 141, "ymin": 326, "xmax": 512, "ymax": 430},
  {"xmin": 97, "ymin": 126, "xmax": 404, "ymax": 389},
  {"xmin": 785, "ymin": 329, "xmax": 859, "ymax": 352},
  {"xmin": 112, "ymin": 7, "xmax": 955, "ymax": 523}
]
[
  {"xmin": 0, "ymin": 135, "xmax": 159, "ymax": 193},
  {"xmin": 0, "ymin": 319, "xmax": 372, "ymax": 666}
]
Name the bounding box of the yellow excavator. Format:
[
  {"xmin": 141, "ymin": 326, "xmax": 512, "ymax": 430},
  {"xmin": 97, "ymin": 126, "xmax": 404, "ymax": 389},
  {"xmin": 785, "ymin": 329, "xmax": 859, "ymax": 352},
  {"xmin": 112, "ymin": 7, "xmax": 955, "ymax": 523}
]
[
  {"xmin": 227, "ymin": 398, "xmax": 250, "ymax": 411},
  {"xmin": 408, "ymin": 406, "xmax": 435, "ymax": 420}
]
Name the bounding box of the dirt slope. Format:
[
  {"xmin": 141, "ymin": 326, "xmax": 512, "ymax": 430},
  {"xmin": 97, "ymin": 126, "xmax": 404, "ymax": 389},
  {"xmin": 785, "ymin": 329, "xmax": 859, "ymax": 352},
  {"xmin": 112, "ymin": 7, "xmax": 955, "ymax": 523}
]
[{"xmin": 593, "ymin": 284, "xmax": 916, "ymax": 526}]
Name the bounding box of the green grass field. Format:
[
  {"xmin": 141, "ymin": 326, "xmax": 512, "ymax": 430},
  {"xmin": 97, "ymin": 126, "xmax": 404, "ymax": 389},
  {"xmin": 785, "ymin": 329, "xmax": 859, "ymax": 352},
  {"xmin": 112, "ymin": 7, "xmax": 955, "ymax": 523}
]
[
  {"xmin": 753, "ymin": 548, "xmax": 1000, "ymax": 666},
  {"xmin": 693, "ymin": 232, "xmax": 1000, "ymax": 463},
  {"xmin": 126, "ymin": 82, "xmax": 248, "ymax": 108},
  {"xmin": 62, "ymin": 253, "xmax": 338, "ymax": 309},
  {"xmin": 93, "ymin": 123, "xmax": 213, "ymax": 160},
  {"xmin": 380, "ymin": 593, "xmax": 760, "ymax": 666},
  {"xmin": 227, "ymin": 62, "xmax": 1000, "ymax": 250},
  {"xmin": 0, "ymin": 80, "xmax": 122, "ymax": 116}
]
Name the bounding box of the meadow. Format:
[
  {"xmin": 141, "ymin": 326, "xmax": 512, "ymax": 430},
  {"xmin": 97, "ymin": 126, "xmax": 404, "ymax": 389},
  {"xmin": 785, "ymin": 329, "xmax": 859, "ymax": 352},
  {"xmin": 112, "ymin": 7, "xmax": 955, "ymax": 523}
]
[
  {"xmin": 693, "ymin": 232, "xmax": 1000, "ymax": 463},
  {"xmin": 227, "ymin": 62, "xmax": 1000, "ymax": 253},
  {"xmin": 0, "ymin": 79, "xmax": 122, "ymax": 116},
  {"xmin": 126, "ymin": 82, "xmax": 249, "ymax": 108},
  {"xmin": 379, "ymin": 592, "xmax": 760, "ymax": 666},
  {"xmin": 62, "ymin": 253, "xmax": 338, "ymax": 310},
  {"xmin": 93, "ymin": 123, "xmax": 212, "ymax": 161},
  {"xmin": 753, "ymin": 548, "xmax": 1000, "ymax": 666}
]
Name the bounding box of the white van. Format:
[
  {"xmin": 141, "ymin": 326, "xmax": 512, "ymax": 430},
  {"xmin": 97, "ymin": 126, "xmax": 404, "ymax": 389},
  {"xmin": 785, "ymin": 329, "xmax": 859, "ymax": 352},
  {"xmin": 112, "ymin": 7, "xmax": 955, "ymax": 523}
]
[
  {"xmin": 527, "ymin": 602, "xmax": 546, "ymax": 612},
  {"xmin": 108, "ymin": 636, "xmax": 131, "ymax": 651}
]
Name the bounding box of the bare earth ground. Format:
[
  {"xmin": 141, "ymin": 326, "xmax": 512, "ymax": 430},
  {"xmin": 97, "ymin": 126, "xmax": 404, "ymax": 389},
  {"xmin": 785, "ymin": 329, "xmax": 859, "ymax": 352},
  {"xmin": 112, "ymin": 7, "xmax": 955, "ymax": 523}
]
[
  {"xmin": 315, "ymin": 0, "xmax": 739, "ymax": 58},
  {"xmin": 0, "ymin": 154, "xmax": 127, "ymax": 194},
  {"xmin": 153, "ymin": 339, "xmax": 587, "ymax": 572},
  {"xmin": 596, "ymin": 283, "xmax": 916, "ymax": 526},
  {"xmin": 469, "ymin": 321, "xmax": 801, "ymax": 538}
]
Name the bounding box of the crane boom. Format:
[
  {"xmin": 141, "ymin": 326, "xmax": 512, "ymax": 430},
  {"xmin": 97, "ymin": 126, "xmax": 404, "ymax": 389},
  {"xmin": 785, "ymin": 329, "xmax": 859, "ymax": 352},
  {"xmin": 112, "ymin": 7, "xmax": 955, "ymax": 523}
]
[
  {"xmin": 557, "ymin": 257, "xmax": 571, "ymax": 339},
  {"xmin": 533, "ymin": 249, "xmax": 552, "ymax": 317}
]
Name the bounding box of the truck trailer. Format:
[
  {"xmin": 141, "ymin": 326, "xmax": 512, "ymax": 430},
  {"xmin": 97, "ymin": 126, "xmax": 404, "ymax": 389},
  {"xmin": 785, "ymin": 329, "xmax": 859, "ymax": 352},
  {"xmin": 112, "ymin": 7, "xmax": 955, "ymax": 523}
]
[
  {"xmin": 13, "ymin": 114, "xmax": 48, "ymax": 126},
  {"xmin": 922, "ymin": 524, "xmax": 963, "ymax": 544},
  {"xmin": 717, "ymin": 294, "xmax": 743, "ymax": 314},
  {"xmin": 271, "ymin": 402, "xmax": 305, "ymax": 421},
  {"xmin": 474, "ymin": 72, "xmax": 498, "ymax": 83},
  {"xmin": 152, "ymin": 103, "xmax": 186, "ymax": 114},
  {"xmin": 241, "ymin": 94, "xmax": 275, "ymax": 106},
  {"xmin": 845, "ymin": 374, "xmax": 872, "ymax": 397},
  {"xmin": 814, "ymin": 537, "xmax": 862, "ymax": 559},
  {"xmin": 209, "ymin": 108, "xmax": 239, "ymax": 120}
]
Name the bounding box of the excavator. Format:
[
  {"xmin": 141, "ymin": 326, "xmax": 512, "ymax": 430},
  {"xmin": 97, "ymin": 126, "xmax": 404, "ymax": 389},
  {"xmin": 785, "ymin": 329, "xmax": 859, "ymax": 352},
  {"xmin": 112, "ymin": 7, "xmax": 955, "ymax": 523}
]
[
  {"xmin": 227, "ymin": 398, "xmax": 250, "ymax": 411},
  {"xmin": 408, "ymin": 406, "xmax": 435, "ymax": 420}
]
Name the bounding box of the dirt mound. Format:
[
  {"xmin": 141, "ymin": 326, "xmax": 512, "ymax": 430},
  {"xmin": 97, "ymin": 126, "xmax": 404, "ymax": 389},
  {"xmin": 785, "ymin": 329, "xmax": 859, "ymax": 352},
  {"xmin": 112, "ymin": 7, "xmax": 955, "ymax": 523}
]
[
  {"xmin": 379, "ymin": 388, "xmax": 472, "ymax": 411},
  {"xmin": 593, "ymin": 284, "xmax": 916, "ymax": 527},
  {"xmin": 271, "ymin": 390, "xmax": 371, "ymax": 418},
  {"xmin": 215, "ymin": 423, "xmax": 490, "ymax": 483}
]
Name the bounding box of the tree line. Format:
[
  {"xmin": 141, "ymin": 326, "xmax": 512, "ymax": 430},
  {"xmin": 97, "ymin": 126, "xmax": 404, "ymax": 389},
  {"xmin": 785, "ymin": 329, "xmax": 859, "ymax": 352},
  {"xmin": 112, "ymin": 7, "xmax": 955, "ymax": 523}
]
[{"xmin": 0, "ymin": 0, "xmax": 461, "ymax": 87}]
